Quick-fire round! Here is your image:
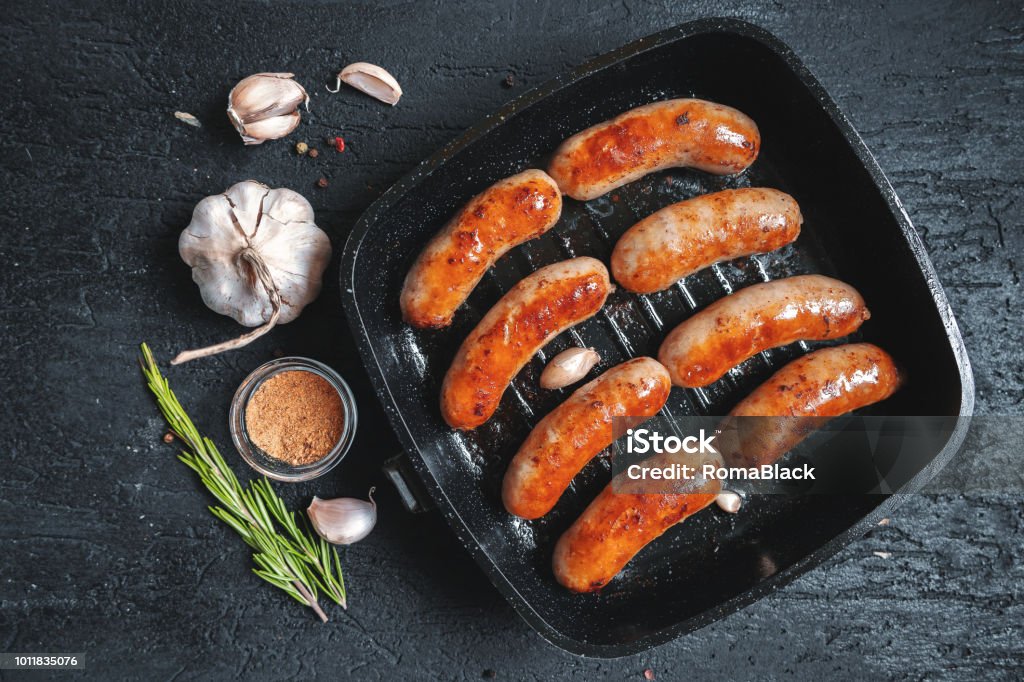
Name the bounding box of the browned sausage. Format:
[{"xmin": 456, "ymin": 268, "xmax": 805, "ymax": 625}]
[
  {"xmin": 553, "ymin": 343, "xmax": 902, "ymax": 592},
  {"xmin": 722, "ymin": 343, "xmax": 903, "ymax": 467},
  {"xmin": 547, "ymin": 99, "xmax": 760, "ymax": 201},
  {"xmin": 401, "ymin": 169, "xmax": 563, "ymax": 329},
  {"xmin": 730, "ymin": 343, "xmax": 902, "ymax": 418},
  {"xmin": 502, "ymin": 357, "xmax": 671, "ymax": 519},
  {"xmin": 611, "ymin": 187, "xmax": 802, "ymax": 294},
  {"xmin": 441, "ymin": 257, "xmax": 611, "ymax": 430},
  {"xmin": 552, "ymin": 459, "xmax": 721, "ymax": 593},
  {"xmin": 658, "ymin": 275, "xmax": 870, "ymax": 388}
]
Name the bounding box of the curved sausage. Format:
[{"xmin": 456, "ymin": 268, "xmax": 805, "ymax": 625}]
[
  {"xmin": 552, "ymin": 451, "xmax": 721, "ymax": 593},
  {"xmin": 502, "ymin": 357, "xmax": 671, "ymax": 519},
  {"xmin": 658, "ymin": 275, "xmax": 870, "ymax": 388},
  {"xmin": 553, "ymin": 343, "xmax": 902, "ymax": 593},
  {"xmin": 401, "ymin": 169, "xmax": 563, "ymax": 329},
  {"xmin": 730, "ymin": 343, "xmax": 902, "ymax": 418},
  {"xmin": 611, "ymin": 187, "xmax": 802, "ymax": 294},
  {"xmin": 547, "ymin": 99, "xmax": 760, "ymax": 201},
  {"xmin": 441, "ymin": 257, "xmax": 611, "ymax": 430},
  {"xmin": 723, "ymin": 343, "xmax": 903, "ymax": 467}
]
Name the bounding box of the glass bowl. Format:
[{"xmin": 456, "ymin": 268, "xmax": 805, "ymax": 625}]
[{"xmin": 229, "ymin": 357, "xmax": 358, "ymax": 482}]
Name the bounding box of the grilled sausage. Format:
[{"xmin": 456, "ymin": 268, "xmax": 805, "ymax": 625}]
[
  {"xmin": 553, "ymin": 343, "xmax": 902, "ymax": 593},
  {"xmin": 401, "ymin": 169, "xmax": 563, "ymax": 329},
  {"xmin": 658, "ymin": 275, "xmax": 870, "ymax": 388},
  {"xmin": 441, "ymin": 257, "xmax": 611, "ymax": 430},
  {"xmin": 611, "ymin": 187, "xmax": 802, "ymax": 294},
  {"xmin": 552, "ymin": 450, "xmax": 721, "ymax": 593},
  {"xmin": 731, "ymin": 343, "xmax": 902, "ymax": 418},
  {"xmin": 722, "ymin": 343, "xmax": 903, "ymax": 467},
  {"xmin": 502, "ymin": 357, "xmax": 671, "ymax": 519},
  {"xmin": 547, "ymin": 99, "xmax": 760, "ymax": 201}
]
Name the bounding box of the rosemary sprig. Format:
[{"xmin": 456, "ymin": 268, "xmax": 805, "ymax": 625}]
[{"xmin": 139, "ymin": 343, "xmax": 346, "ymax": 621}]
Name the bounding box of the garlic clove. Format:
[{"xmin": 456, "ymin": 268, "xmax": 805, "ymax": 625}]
[
  {"xmin": 337, "ymin": 62, "xmax": 403, "ymax": 105},
  {"xmin": 251, "ymin": 216, "xmax": 331, "ymax": 325},
  {"xmin": 540, "ymin": 347, "xmax": 601, "ymax": 389},
  {"xmin": 227, "ymin": 73, "xmax": 308, "ymax": 144},
  {"xmin": 260, "ymin": 184, "xmax": 316, "ymax": 225},
  {"xmin": 229, "ymin": 72, "xmax": 308, "ymax": 122},
  {"xmin": 716, "ymin": 490, "xmax": 743, "ymax": 514},
  {"xmin": 307, "ymin": 489, "xmax": 377, "ymax": 545},
  {"xmin": 220, "ymin": 179, "xmax": 274, "ymax": 238},
  {"xmin": 234, "ymin": 111, "xmax": 301, "ymax": 146}
]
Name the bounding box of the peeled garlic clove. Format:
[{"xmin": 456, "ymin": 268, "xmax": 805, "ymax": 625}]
[
  {"xmin": 540, "ymin": 347, "xmax": 601, "ymax": 389},
  {"xmin": 227, "ymin": 72, "xmax": 309, "ymax": 145},
  {"xmin": 334, "ymin": 62, "xmax": 402, "ymax": 105},
  {"xmin": 716, "ymin": 490, "xmax": 743, "ymax": 514},
  {"xmin": 307, "ymin": 489, "xmax": 377, "ymax": 545}
]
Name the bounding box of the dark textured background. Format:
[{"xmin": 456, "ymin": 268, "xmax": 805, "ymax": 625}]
[{"xmin": 1, "ymin": 0, "xmax": 1021, "ymax": 679}]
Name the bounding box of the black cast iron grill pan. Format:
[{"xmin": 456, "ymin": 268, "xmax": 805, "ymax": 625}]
[{"xmin": 339, "ymin": 18, "xmax": 974, "ymax": 657}]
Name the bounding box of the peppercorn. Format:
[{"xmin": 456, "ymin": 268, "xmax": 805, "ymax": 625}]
[
  {"xmin": 308, "ymin": 148, "xmax": 319, "ymax": 158},
  {"xmin": 502, "ymin": 74, "xmax": 515, "ymax": 88},
  {"xmin": 295, "ymin": 141, "xmax": 309, "ymax": 155},
  {"xmin": 316, "ymin": 177, "xmax": 329, "ymax": 188},
  {"xmin": 162, "ymin": 432, "xmax": 175, "ymax": 444}
]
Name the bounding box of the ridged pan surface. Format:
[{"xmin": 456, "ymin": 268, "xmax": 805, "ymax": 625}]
[{"xmin": 339, "ymin": 18, "xmax": 974, "ymax": 656}]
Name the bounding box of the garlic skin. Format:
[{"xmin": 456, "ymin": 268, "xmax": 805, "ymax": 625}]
[
  {"xmin": 173, "ymin": 180, "xmax": 331, "ymax": 364},
  {"xmin": 227, "ymin": 73, "xmax": 309, "ymax": 145},
  {"xmin": 174, "ymin": 111, "xmax": 201, "ymax": 128},
  {"xmin": 307, "ymin": 489, "xmax": 377, "ymax": 545},
  {"xmin": 540, "ymin": 347, "xmax": 601, "ymax": 389},
  {"xmin": 329, "ymin": 62, "xmax": 402, "ymax": 105}
]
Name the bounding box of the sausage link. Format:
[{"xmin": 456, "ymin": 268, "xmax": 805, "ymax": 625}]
[
  {"xmin": 731, "ymin": 343, "xmax": 902, "ymax": 418},
  {"xmin": 548, "ymin": 99, "xmax": 760, "ymax": 201},
  {"xmin": 502, "ymin": 357, "xmax": 671, "ymax": 519},
  {"xmin": 552, "ymin": 453, "xmax": 721, "ymax": 593},
  {"xmin": 553, "ymin": 343, "xmax": 902, "ymax": 592},
  {"xmin": 723, "ymin": 343, "xmax": 903, "ymax": 467},
  {"xmin": 611, "ymin": 187, "xmax": 802, "ymax": 294},
  {"xmin": 658, "ymin": 275, "xmax": 870, "ymax": 388},
  {"xmin": 441, "ymin": 257, "xmax": 610, "ymax": 430},
  {"xmin": 401, "ymin": 169, "xmax": 563, "ymax": 329}
]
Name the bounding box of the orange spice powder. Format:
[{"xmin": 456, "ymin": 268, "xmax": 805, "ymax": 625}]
[{"xmin": 245, "ymin": 370, "xmax": 345, "ymax": 465}]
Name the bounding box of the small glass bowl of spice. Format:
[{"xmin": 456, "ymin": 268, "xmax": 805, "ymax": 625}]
[{"xmin": 229, "ymin": 357, "xmax": 357, "ymax": 482}]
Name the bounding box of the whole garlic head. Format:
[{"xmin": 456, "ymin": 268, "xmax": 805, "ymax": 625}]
[
  {"xmin": 227, "ymin": 73, "xmax": 309, "ymax": 145},
  {"xmin": 173, "ymin": 180, "xmax": 331, "ymax": 364}
]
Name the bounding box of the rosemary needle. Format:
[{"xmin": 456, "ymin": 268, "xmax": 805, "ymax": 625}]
[{"xmin": 139, "ymin": 343, "xmax": 346, "ymax": 621}]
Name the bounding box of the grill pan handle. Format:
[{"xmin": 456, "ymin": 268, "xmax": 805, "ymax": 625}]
[{"xmin": 382, "ymin": 453, "xmax": 436, "ymax": 513}]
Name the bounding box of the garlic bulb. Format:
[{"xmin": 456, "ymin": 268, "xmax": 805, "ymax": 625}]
[
  {"xmin": 540, "ymin": 347, "xmax": 601, "ymax": 389},
  {"xmin": 307, "ymin": 488, "xmax": 377, "ymax": 545},
  {"xmin": 328, "ymin": 62, "xmax": 402, "ymax": 105},
  {"xmin": 227, "ymin": 73, "xmax": 309, "ymax": 145},
  {"xmin": 173, "ymin": 180, "xmax": 331, "ymax": 365}
]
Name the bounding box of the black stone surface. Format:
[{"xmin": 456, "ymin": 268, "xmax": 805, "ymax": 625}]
[{"xmin": 1, "ymin": 1, "xmax": 1021, "ymax": 679}]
